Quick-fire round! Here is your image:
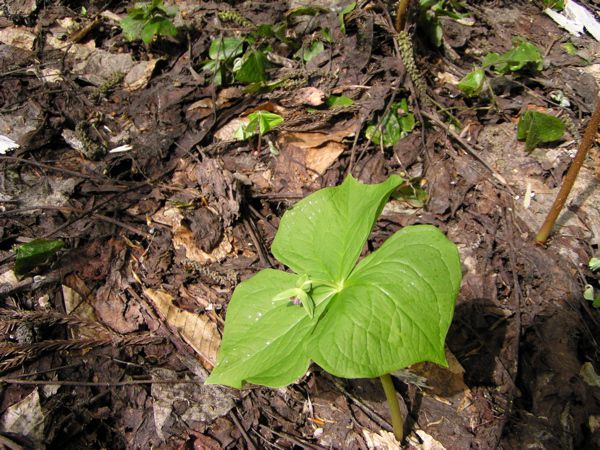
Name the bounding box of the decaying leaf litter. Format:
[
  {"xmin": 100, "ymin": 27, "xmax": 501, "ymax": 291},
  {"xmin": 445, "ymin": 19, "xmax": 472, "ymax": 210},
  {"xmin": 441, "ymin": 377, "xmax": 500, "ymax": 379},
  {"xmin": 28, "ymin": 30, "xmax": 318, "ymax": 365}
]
[{"xmin": 0, "ymin": 0, "xmax": 600, "ymax": 448}]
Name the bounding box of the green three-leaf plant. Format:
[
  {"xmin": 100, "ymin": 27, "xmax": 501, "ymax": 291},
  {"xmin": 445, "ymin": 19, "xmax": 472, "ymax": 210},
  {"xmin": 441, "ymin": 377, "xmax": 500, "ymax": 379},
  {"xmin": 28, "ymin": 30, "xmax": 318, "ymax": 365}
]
[{"xmin": 206, "ymin": 176, "xmax": 462, "ymax": 392}]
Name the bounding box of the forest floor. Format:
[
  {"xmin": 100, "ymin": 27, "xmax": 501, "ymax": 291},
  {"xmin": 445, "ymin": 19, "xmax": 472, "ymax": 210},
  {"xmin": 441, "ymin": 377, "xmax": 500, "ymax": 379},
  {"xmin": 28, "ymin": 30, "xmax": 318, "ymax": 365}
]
[{"xmin": 1, "ymin": 0, "xmax": 600, "ymax": 448}]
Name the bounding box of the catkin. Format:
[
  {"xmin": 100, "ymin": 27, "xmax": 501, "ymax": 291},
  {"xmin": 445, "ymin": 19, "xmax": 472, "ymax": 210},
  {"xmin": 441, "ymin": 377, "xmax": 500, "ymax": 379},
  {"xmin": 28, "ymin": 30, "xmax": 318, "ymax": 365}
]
[{"xmin": 397, "ymin": 31, "xmax": 430, "ymax": 106}]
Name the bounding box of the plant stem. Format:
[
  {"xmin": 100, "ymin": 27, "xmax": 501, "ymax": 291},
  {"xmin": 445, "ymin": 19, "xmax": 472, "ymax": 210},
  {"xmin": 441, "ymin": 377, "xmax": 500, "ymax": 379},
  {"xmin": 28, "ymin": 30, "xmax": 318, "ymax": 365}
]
[
  {"xmin": 395, "ymin": 0, "xmax": 411, "ymax": 32},
  {"xmin": 379, "ymin": 373, "xmax": 404, "ymax": 442},
  {"xmin": 535, "ymin": 96, "xmax": 600, "ymax": 245}
]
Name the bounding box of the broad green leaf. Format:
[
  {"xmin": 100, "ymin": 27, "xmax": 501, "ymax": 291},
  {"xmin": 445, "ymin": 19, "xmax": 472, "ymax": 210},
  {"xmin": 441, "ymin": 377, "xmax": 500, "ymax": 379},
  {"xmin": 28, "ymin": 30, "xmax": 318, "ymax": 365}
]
[
  {"xmin": 209, "ymin": 37, "xmax": 244, "ymax": 61},
  {"xmin": 14, "ymin": 239, "xmax": 64, "ymax": 276},
  {"xmin": 236, "ymin": 111, "xmax": 283, "ymax": 140},
  {"xmin": 326, "ymin": 95, "xmax": 354, "ymax": 108},
  {"xmin": 233, "ymin": 49, "xmax": 268, "ymax": 83},
  {"xmin": 517, "ymin": 110, "xmax": 565, "ymax": 151},
  {"xmin": 590, "ymin": 258, "xmax": 600, "ymax": 271},
  {"xmin": 141, "ymin": 20, "xmax": 160, "ymax": 43},
  {"xmin": 309, "ymin": 225, "xmax": 461, "ymax": 378},
  {"xmin": 206, "ymin": 176, "xmax": 461, "ymax": 389},
  {"xmin": 339, "ymin": 1, "xmax": 356, "ymax": 34},
  {"xmin": 483, "ymin": 39, "xmax": 543, "ymax": 74},
  {"xmin": 120, "ymin": 16, "xmax": 144, "ymax": 41},
  {"xmin": 205, "ymin": 270, "xmax": 336, "ymax": 388},
  {"xmin": 272, "ymin": 175, "xmax": 402, "ymax": 284},
  {"xmin": 458, "ymin": 69, "xmax": 485, "ymax": 97}
]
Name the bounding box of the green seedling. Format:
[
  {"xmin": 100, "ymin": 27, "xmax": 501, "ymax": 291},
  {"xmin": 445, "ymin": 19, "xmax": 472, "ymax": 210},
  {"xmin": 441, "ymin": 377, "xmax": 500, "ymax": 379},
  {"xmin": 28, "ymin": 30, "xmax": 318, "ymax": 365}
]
[
  {"xmin": 203, "ymin": 35, "xmax": 270, "ymax": 86},
  {"xmin": 120, "ymin": 0, "xmax": 177, "ymax": 44},
  {"xmin": 482, "ymin": 38, "xmax": 543, "ymax": 74},
  {"xmin": 235, "ymin": 111, "xmax": 284, "ymax": 141},
  {"xmin": 14, "ymin": 239, "xmax": 64, "ymax": 277},
  {"xmin": 338, "ymin": 1, "xmax": 356, "ymax": 34},
  {"xmin": 517, "ymin": 110, "xmax": 565, "ymax": 151},
  {"xmin": 206, "ymin": 176, "xmax": 462, "ymax": 441},
  {"xmin": 365, "ymin": 98, "xmax": 415, "ymax": 148},
  {"xmin": 418, "ymin": 0, "xmax": 471, "ymax": 47},
  {"xmin": 458, "ymin": 68, "xmax": 485, "ymax": 97}
]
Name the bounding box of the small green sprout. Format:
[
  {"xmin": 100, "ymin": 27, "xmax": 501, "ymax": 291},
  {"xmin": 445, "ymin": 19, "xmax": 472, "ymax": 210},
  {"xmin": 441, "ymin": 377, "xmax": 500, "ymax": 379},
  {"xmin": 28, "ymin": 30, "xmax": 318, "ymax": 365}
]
[
  {"xmin": 120, "ymin": 0, "xmax": 177, "ymax": 44},
  {"xmin": 235, "ymin": 111, "xmax": 284, "ymax": 141},
  {"xmin": 458, "ymin": 68, "xmax": 486, "ymax": 97},
  {"xmin": 365, "ymin": 98, "xmax": 415, "ymax": 147}
]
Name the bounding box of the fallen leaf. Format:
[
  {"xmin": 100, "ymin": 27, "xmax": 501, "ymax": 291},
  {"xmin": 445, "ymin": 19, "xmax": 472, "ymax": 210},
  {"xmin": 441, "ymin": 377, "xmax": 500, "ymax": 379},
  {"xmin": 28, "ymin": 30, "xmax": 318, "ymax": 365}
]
[
  {"xmin": 0, "ymin": 389, "xmax": 45, "ymax": 448},
  {"xmin": 124, "ymin": 59, "xmax": 160, "ymax": 91},
  {"xmin": 362, "ymin": 429, "xmax": 400, "ymax": 449},
  {"xmin": 0, "ymin": 27, "xmax": 37, "ymax": 51},
  {"xmin": 143, "ymin": 288, "xmax": 220, "ymax": 368}
]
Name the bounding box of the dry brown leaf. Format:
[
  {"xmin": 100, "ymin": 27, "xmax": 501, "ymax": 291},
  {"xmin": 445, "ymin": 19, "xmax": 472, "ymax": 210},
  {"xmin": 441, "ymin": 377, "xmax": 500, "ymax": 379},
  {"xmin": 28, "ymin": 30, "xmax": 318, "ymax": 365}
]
[
  {"xmin": 62, "ymin": 275, "xmax": 99, "ymax": 340},
  {"xmin": 362, "ymin": 429, "xmax": 400, "ymax": 449},
  {"xmin": 152, "ymin": 206, "xmax": 233, "ymax": 264},
  {"xmin": 143, "ymin": 288, "xmax": 220, "ymax": 368},
  {"xmin": 292, "ymin": 87, "xmax": 326, "ymax": 106},
  {"xmin": 124, "ymin": 59, "xmax": 160, "ymax": 91},
  {"xmin": 0, "ymin": 27, "xmax": 37, "ymax": 51}
]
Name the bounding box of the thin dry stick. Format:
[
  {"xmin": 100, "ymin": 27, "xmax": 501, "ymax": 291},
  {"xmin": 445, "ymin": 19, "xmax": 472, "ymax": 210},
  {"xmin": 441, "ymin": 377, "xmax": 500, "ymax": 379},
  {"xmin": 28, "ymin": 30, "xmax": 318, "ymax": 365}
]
[{"xmin": 536, "ymin": 96, "xmax": 600, "ymax": 245}]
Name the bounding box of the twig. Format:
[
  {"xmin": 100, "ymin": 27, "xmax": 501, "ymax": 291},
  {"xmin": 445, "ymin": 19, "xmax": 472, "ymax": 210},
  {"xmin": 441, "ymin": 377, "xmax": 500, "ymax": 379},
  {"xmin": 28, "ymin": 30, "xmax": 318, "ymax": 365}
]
[
  {"xmin": 421, "ymin": 110, "xmax": 512, "ymax": 189},
  {"xmin": 230, "ymin": 408, "xmax": 257, "ymax": 450},
  {"xmin": 395, "ymin": 0, "xmax": 412, "ymax": 32},
  {"xmin": 0, "ymin": 378, "xmax": 202, "ymax": 387},
  {"xmin": 535, "ymin": 96, "xmax": 600, "ymax": 245}
]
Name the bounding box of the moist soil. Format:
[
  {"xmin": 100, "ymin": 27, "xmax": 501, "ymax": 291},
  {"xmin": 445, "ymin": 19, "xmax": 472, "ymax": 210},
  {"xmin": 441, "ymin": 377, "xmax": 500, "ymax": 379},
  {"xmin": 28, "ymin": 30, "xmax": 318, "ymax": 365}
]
[{"xmin": 1, "ymin": 1, "xmax": 600, "ymax": 449}]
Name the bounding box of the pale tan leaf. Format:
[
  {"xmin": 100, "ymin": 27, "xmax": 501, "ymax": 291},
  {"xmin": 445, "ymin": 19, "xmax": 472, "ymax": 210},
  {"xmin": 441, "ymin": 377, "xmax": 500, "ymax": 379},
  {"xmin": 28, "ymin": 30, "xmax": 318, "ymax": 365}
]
[{"xmin": 143, "ymin": 288, "xmax": 220, "ymax": 368}]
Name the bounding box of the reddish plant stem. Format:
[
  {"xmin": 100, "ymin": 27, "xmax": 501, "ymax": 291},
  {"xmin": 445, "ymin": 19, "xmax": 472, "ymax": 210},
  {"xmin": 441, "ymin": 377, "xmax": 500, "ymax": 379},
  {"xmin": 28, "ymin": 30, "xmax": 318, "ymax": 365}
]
[{"xmin": 535, "ymin": 96, "xmax": 600, "ymax": 245}]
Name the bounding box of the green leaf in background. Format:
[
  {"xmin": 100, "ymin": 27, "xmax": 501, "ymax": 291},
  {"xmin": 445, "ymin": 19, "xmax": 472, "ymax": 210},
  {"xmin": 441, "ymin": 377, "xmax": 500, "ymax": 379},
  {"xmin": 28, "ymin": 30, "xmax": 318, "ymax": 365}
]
[
  {"xmin": 365, "ymin": 99, "xmax": 415, "ymax": 148},
  {"xmin": 326, "ymin": 95, "xmax": 354, "ymax": 108},
  {"xmin": 542, "ymin": 0, "xmax": 565, "ymax": 11},
  {"xmin": 482, "ymin": 38, "xmax": 543, "ymax": 74},
  {"xmin": 589, "ymin": 258, "xmax": 600, "ymax": 271},
  {"xmin": 517, "ymin": 110, "xmax": 565, "ymax": 151},
  {"xmin": 339, "ymin": 1, "xmax": 356, "ymax": 34},
  {"xmin": 233, "ymin": 49, "xmax": 268, "ymax": 83},
  {"xmin": 458, "ymin": 68, "xmax": 486, "ymax": 97},
  {"xmin": 209, "ymin": 37, "xmax": 244, "ymax": 61},
  {"xmin": 14, "ymin": 239, "xmax": 64, "ymax": 276},
  {"xmin": 299, "ymin": 40, "xmax": 325, "ymax": 62},
  {"xmin": 206, "ymin": 175, "xmax": 462, "ymax": 388},
  {"xmin": 235, "ymin": 111, "xmax": 284, "ymax": 140},
  {"xmin": 561, "ymin": 41, "xmax": 577, "ymax": 56},
  {"xmin": 119, "ymin": 0, "xmax": 177, "ymax": 43}
]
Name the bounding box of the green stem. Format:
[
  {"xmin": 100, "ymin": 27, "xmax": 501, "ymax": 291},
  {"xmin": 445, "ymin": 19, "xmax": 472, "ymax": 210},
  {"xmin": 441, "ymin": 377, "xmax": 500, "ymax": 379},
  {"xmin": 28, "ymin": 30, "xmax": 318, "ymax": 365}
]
[
  {"xmin": 535, "ymin": 95, "xmax": 600, "ymax": 245},
  {"xmin": 379, "ymin": 373, "xmax": 404, "ymax": 442}
]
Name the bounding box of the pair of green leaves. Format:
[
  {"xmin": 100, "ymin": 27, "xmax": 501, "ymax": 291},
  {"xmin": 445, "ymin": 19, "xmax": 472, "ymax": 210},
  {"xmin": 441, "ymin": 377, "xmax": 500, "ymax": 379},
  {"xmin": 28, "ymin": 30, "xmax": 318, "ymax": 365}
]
[
  {"xmin": 365, "ymin": 99, "xmax": 415, "ymax": 148},
  {"xmin": 482, "ymin": 38, "xmax": 543, "ymax": 74},
  {"xmin": 517, "ymin": 110, "xmax": 565, "ymax": 151},
  {"xmin": 120, "ymin": 0, "xmax": 178, "ymax": 44},
  {"xmin": 458, "ymin": 38, "xmax": 544, "ymax": 97},
  {"xmin": 235, "ymin": 111, "xmax": 284, "ymax": 141},
  {"xmin": 203, "ymin": 37, "xmax": 269, "ymax": 86},
  {"xmin": 206, "ymin": 176, "xmax": 461, "ymax": 388}
]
